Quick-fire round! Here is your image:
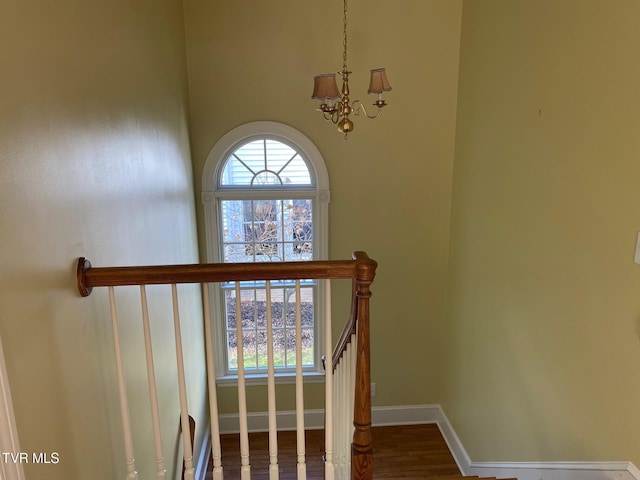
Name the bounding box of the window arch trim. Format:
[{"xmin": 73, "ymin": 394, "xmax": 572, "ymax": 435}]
[{"xmin": 203, "ymin": 121, "xmax": 330, "ymax": 195}]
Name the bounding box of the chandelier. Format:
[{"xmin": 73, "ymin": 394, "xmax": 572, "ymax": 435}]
[{"xmin": 311, "ymin": 0, "xmax": 392, "ymax": 138}]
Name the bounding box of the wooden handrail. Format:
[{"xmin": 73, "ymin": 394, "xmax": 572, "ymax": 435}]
[
  {"xmin": 332, "ymin": 278, "xmax": 358, "ymax": 370},
  {"xmin": 77, "ymin": 251, "xmax": 376, "ymax": 297}
]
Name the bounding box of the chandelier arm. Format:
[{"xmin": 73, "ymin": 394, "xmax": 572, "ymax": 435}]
[
  {"xmin": 321, "ymin": 109, "xmax": 341, "ymax": 124},
  {"xmin": 351, "ymin": 100, "xmax": 383, "ymax": 120},
  {"xmin": 331, "ymin": 107, "xmax": 342, "ymax": 124}
]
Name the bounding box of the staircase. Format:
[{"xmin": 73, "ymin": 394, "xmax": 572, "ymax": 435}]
[
  {"xmin": 78, "ymin": 253, "xmax": 378, "ymax": 480},
  {"xmin": 78, "ymin": 255, "xmax": 512, "ymax": 480}
]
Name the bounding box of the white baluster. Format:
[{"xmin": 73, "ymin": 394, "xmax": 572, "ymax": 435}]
[
  {"xmin": 350, "ymin": 331, "xmax": 357, "ymax": 444},
  {"xmin": 265, "ymin": 281, "xmax": 279, "ymax": 480},
  {"xmin": 171, "ymin": 284, "xmax": 194, "ymax": 480},
  {"xmin": 343, "ymin": 341, "xmax": 352, "ymax": 478},
  {"xmin": 333, "ymin": 363, "xmax": 340, "ymax": 479},
  {"xmin": 294, "ymin": 280, "xmax": 307, "ymax": 480},
  {"xmin": 235, "ymin": 282, "xmax": 251, "ymax": 480},
  {"xmin": 108, "ymin": 287, "xmax": 138, "ymax": 480},
  {"xmin": 334, "ymin": 356, "xmax": 342, "ymax": 479},
  {"xmin": 140, "ymin": 286, "xmax": 166, "ymax": 479},
  {"xmin": 324, "ymin": 280, "xmax": 335, "ymax": 480},
  {"xmin": 337, "ymin": 345, "xmax": 342, "ymax": 480},
  {"xmin": 352, "ymin": 337, "xmax": 357, "ymax": 474},
  {"xmin": 202, "ymin": 285, "xmax": 224, "ymax": 480}
]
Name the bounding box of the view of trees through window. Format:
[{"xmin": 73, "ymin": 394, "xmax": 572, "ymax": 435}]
[
  {"xmin": 223, "ymin": 283, "xmax": 315, "ymax": 370},
  {"xmin": 221, "ymin": 199, "xmax": 313, "ymax": 263},
  {"xmin": 220, "ymin": 197, "xmax": 315, "ymax": 371}
]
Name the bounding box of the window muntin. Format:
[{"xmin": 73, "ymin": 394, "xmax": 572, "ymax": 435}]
[
  {"xmin": 220, "ymin": 199, "xmax": 313, "ymax": 263},
  {"xmin": 223, "ymin": 281, "xmax": 315, "ymax": 372},
  {"xmin": 202, "ymin": 121, "xmax": 329, "ymax": 381},
  {"xmin": 217, "ymin": 138, "xmax": 317, "ymax": 375},
  {"xmin": 220, "ymin": 139, "xmax": 313, "ymax": 187}
]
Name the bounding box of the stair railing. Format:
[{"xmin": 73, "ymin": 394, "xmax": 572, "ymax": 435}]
[
  {"xmin": 330, "ymin": 259, "xmax": 375, "ymax": 480},
  {"xmin": 77, "ymin": 251, "xmax": 376, "ymax": 480}
]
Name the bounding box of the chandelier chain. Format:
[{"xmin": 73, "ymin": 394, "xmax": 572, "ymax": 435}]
[{"xmin": 342, "ymin": 0, "xmax": 348, "ymax": 71}]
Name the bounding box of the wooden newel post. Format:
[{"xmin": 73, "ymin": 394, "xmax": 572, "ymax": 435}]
[{"xmin": 350, "ymin": 252, "xmax": 376, "ymax": 480}]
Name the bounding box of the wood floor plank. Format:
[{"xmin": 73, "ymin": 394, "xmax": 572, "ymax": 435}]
[
  {"xmin": 210, "ymin": 423, "xmax": 465, "ymax": 479},
  {"xmin": 370, "ymin": 424, "xmax": 461, "ymax": 479}
]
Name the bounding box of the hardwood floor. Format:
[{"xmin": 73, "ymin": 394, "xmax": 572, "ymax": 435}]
[
  {"xmin": 208, "ymin": 424, "xmax": 464, "ymax": 479},
  {"xmin": 371, "ymin": 425, "xmax": 462, "ymax": 479}
]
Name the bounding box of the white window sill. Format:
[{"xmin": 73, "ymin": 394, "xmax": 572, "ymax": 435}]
[{"xmin": 216, "ymin": 371, "xmax": 325, "ymax": 387}]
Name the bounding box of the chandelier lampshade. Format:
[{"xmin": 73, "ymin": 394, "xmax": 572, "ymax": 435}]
[
  {"xmin": 368, "ymin": 68, "xmax": 392, "ymax": 94},
  {"xmin": 312, "ymin": 74, "xmax": 341, "ymax": 101}
]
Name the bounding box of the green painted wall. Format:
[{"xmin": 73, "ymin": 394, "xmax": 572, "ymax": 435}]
[
  {"xmin": 444, "ymin": 0, "xmax": 640, "ymax": 465},
  {"xmin": 0, "ymin": 1, "xmax": 206, "ymax": 478},
  {"xmin": 183, "ymin": 0, "xmax": 463, "ymax": 412},
  {"xmin": 7, "ymin": 0, "xmax": 634, "ymax": 472}
]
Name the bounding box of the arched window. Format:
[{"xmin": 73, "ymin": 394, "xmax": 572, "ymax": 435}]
[{"xmin": 202, "ymin": 122, "xmax": 330, "ymax": 381}]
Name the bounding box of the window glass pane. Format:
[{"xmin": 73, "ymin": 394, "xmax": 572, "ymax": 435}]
[
  {"xmin": 241, "ymin": 331, "xmax": 258, "ymax": 370},
  {"xmin": 284, "ymin": 331, "xmax": 314, "ymax": 367},
  {"xmin": 220, "ymin": 139, "xmax": 313, "ymax": 187},
  {"xmin": 224, "ymin": 283, "xmax": 316, "ymax": 372},
  {"xmin": 253, "ymin": 171, "xmax": 281, "ymax": 186},
  {"xmin": 263, "ymin": 140, "xmax": 295, "ymax": 174},
  {"xmin": 221, "ymin": 199, "xmax": 313, "ymax": 263},
  {"xmin": 227, "ymin": 331, "xmax": 238, "ymax": 369},
  {"xmin": 301, "ymin": 329, "xmax": 315, "ymax": 366},
  {"xmin": 285, "ymin": 199, "xmax": 313, "ymax": 261}
]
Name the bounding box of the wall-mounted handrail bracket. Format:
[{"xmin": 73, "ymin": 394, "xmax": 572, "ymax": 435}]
[{"xmin": 77, "ymin": 257, "xmax": 93, "ymax": 297}]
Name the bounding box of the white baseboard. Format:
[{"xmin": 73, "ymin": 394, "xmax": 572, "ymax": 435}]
[
  {"xmin": 371, "ymin": 404, "xmax": 442, "ymax": 426},
  {"xmin": 218, "ymin": 409, "xmax": 326, "ymax": 434},
  {"xmin": 201, "ymin": 404, "xmax": 640, "ymax": 480},
  {"xmin": 432, "ymin": 405, "xmax": 640, "ymax": 480},
  {"xmin": 464, "ymin": 461, "xmax": 640, "ymax": 480}
]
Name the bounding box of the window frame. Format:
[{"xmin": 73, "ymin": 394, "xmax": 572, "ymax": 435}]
[{"xmin": 201, "ymin": 122, "xmax": 330, "ymax": 384}]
